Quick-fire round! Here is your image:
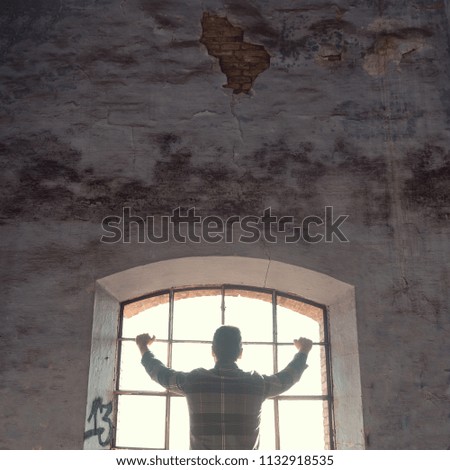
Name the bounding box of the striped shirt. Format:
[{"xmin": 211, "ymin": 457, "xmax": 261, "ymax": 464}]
[{"xmin": 141, "ymin": 350, "xmax": 308, "ymax": 450}]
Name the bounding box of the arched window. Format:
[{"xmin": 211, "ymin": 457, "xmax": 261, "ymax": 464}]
[
  {"xmin": 83, "ymin": 257, "xmax": 364, "ymax": 450},
  {"xmin": 114, "ymin": 286, "xmax": 334, "ymax": 450}
]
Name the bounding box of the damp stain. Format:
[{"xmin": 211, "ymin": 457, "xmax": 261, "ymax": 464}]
[{"xmin": 403, "ymin": 144, "xmax": 450, "ymax": 219}]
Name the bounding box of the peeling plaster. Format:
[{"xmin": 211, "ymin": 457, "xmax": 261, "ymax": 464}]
[{"xmin": 200, "ymin": 12, "xmax": 270, "ymax": 94}]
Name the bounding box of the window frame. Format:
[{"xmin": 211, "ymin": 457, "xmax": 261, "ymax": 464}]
[
  {"xmin": 83, "ymin": 256, "xmax": 364, "ymax": 450},
  {"xmin": 113, "ymin": 285, "xmax": 335, "ymax": 450}
]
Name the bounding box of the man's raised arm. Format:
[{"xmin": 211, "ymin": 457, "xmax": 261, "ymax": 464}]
[
  {"xmin": 136, "ymin": 333, "xmax": 186, "ymax": 395},
  {"xmin": 263, "ymin": 336, "xmax": 313, "ymax": 399}
]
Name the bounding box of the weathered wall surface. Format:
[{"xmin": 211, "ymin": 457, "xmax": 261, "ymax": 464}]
[{"xmin": 0, "ymin": 0, "xmax": 449, "ymax": 449}]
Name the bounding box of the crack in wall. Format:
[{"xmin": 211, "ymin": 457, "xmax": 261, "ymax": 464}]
[{"xmin": 230, "ymin": 98, "xmax": 244, "ymax": 141}]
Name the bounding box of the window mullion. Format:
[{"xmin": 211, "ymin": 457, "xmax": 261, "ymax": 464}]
[
  {"xmin": 221, "ymin": 285, "xmax": 225, "ymax": 325},
  {"xmin": 273, "ymin": 291, "xmax": 280, "ymax": 450},
  {"xmin": 168, "ymin": 290, "xmax": 174, "ymax": 366},
  {"xmin": 164, "ymin": 289, "xmax": 175, "ymax": 450},
  {"xmin": 323, "ymin": 307, "xmax": 335, "ymax": 450}
]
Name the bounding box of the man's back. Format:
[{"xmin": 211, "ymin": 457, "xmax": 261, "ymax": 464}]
[
  {"xmin": 140, "ymin": 347, "xmax": 308, "ymax": 450},
  {"xmin": 183, "ymin": 364, "xmax": 266, "ymax": 450}
]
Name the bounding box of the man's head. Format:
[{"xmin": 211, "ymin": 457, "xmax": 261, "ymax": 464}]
[{"xmin": 212, "ymin": 325, "xmax": 243, "ymax": 363}]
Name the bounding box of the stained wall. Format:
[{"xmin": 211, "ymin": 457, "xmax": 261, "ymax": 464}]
[{"xmin": 0, "ymin": 0, "xmax": 449, "ymax": 449}]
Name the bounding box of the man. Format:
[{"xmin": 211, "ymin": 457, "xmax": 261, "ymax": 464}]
[{"xmin": 136, "ymin": 325, "xmax": 312, "ymax": 450}]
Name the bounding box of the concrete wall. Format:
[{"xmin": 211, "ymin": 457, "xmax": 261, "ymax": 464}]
[{"xmin": 0, "ymin": 0, "xmax": 449, "ymax": 449}]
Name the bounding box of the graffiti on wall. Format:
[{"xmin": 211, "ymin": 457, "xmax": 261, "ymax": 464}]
[{"xmin": 84, "ymin": 397, "xmax": 113, "ymax": 447}]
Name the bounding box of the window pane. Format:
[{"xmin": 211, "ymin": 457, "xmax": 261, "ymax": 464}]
[
  {"xmin": 277, "ymin": 345, "xmax": 324, "ymax": 396},
  {"xmin": 279, "ymin": 400, "xmax": 326, "ymax": 449},
  {"xmin": 224, "ymin": 292, "xmax": 273, "ymax": 342},
  {"xmin": 277, "ymin": 296, "xmax": 324, "ymax": 336},
  {"xmin": 259, "ymin": 400, "xmax": 275, "ymax": 450},
  {"xmin": 239, "ymin": 344, "xmax": 274, "ymax": 375},
  {"xmin": 172, "ymin": 343, "xmax": 214, "ymax": 371},
  {"xmin": 116, "ymin": 395, "xmax": 166, "ymax": 448},
  {"xmin": 121, "ymin": 296, "xmax": 170, "ymax": 340},
  {"xmin": 169, "ymin": 397, "xmax": 190, "ymax": 450},
  {"xmin": 173, "ymin": 294, "xmax": 221, "ymax": 341},
  {"xmin": 118, "ymin": 341, "xmax": 168, "ymax": 392},
  {"xmin": 277, "ymin": 305, "xmax": 321, "ymax": 343}
]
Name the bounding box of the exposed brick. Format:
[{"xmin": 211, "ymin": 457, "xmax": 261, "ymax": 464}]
[
  {"xmin": 240, "ymin": 43, "xmax": 266, "ymax": 51},
  {"xmin": 123, "ymin": 293, "xmax": 169, "ymax": 319},
  {"xmin": 200, "ymin": 12, "xmax": 270, "ymax": 94},
  {"xmin": 220, "ymin": 43, "xmax": 241, "ymax": 51},
  {"xmin": 227, "ymin": 70, "xmax": 244, "ymax": 78}
]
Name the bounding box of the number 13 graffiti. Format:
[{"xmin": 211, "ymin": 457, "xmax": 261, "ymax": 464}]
[{"xmin": 84, "ymin": 397, "xmax": 113, "ymax": 447}]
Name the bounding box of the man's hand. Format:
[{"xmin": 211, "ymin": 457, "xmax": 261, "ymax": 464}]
[
  {"xmin": 136, "ymin": 333, "xmax": 156, "ymax": 356},
  {"xmin": 293, "ymin": 337, "xmax": 313, "ymax": 354}
]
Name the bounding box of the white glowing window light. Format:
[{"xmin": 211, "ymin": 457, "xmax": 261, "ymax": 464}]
[{"xmin": 113, "ymin": 287, "xmax": 334, "ymax": 450}]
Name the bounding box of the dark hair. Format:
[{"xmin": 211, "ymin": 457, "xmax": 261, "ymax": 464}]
[{"xmin": 212, "ymin": 326, "xmax": 242, "ymax": 363}]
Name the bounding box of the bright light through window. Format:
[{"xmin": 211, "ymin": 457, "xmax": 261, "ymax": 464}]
[{"xmin": 114, "ymin": 287, "xmax": 334, "ymax": 449}]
